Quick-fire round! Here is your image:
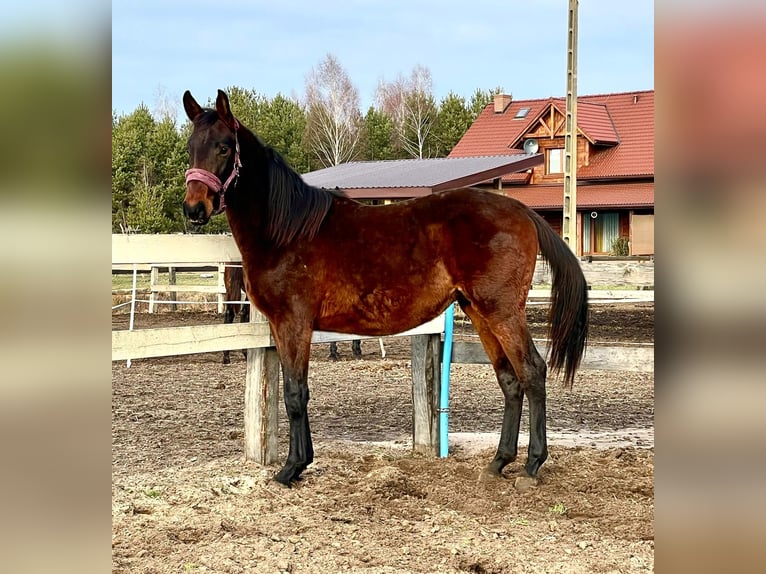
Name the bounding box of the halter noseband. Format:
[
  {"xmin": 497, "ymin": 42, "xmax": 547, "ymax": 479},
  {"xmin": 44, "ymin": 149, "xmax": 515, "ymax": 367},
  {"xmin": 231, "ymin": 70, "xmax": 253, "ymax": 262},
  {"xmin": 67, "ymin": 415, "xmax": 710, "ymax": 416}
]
[{"xmin": 184, "ymin": 119, "xmax": 242, "ymax": 215}]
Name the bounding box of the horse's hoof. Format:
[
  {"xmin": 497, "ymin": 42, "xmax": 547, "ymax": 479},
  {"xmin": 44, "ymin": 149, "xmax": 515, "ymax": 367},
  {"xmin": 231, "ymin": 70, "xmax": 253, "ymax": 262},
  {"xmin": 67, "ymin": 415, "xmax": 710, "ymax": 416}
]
[
  {"xmin": 272, "ymin": 472, "xmax": 294, "ymax": 488},
  {"xmin": 478, "ymin": 467, "xmax": 504, "ymax": 483},
  {"xmin": 273, "ymin": 465, "xmax": 304, "ymax": 487},
  {"xmin": 514, "ymin": 475, "xmax": 539, "ymax": 492}
]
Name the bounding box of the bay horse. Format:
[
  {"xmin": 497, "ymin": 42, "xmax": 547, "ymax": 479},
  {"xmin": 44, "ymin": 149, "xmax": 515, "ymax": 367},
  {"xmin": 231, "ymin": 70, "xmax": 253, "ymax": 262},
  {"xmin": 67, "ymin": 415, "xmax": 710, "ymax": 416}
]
[
  {"xmin": 222, "ymin": 264, "xmax": 249, "ymax": 364},
  {"xmin": 182, "ymin": 90, "xmax": 588, "ymax": 487}
]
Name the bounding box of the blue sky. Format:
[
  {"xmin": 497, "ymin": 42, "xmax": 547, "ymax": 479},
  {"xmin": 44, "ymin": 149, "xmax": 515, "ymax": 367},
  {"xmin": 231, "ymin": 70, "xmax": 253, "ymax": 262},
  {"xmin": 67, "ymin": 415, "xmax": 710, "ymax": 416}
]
[{"xmin": 112, "ymin": 0, "xmax": 653, "ymax": 121}]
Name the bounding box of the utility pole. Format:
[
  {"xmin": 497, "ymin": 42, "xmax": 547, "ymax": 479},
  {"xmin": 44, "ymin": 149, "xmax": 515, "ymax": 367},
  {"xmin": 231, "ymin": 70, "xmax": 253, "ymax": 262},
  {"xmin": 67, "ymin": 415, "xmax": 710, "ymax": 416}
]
[{"xmin": 563, "ymin": 0, "xmax": 579, "ymax": 253}]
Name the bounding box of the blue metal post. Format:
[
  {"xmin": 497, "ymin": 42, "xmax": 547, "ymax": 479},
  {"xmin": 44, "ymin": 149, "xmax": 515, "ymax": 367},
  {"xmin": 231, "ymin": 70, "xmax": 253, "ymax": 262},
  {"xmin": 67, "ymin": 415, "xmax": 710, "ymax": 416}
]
[{"xmin": 439, "ymin": 303, "xmax": 455, "ymax": 457}]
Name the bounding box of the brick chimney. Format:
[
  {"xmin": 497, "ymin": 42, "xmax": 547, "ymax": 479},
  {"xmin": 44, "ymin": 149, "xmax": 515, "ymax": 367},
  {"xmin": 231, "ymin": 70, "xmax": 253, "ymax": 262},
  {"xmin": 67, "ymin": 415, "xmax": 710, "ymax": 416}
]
[{"xmin": 494, "ymin": 93, "xmax": 512, "ymax": 113}]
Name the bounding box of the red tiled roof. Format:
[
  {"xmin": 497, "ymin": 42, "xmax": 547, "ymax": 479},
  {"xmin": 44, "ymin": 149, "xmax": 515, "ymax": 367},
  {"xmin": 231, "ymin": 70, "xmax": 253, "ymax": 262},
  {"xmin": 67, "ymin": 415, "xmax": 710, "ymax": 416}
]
[
  {"xmin": 505, "ymin": 182, "xmax": 654, "ymax": 210},
  {"xmin": 575, "ymin": 101, "xmax": 620, "ymax": 145},
  {"xmin": 450, "ymin": 90, "xmax": 653, "ymax": 179}
]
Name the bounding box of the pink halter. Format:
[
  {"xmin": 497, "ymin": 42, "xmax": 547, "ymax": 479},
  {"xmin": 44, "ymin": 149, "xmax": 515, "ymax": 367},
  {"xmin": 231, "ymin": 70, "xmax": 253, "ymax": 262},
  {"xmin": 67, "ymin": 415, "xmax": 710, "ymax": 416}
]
[{"xmin": 185, "ymin": 119, "xmax": 242, "ymax": 215}]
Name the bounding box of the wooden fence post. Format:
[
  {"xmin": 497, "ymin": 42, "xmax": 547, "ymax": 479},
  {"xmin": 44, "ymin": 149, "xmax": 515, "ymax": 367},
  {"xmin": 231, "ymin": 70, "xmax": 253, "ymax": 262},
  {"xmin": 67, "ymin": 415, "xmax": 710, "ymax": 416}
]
[
  {"xmin": 168, "ymin": 266, "xmax": 177, "ymax": 312},
  {"xmin": 411, "ymin": 333, "xmax": 441, "ymax": 455},
  {"xmin": 217, "ymin": 263, "xmax": 226, "ymax": 314},
  {"xmin": 148, "ymin": 265, "xmax": 159, "ymax": 313},
  {"xmin": 244, "ymin": 308, "xmax": 280, "ymax": 465}
]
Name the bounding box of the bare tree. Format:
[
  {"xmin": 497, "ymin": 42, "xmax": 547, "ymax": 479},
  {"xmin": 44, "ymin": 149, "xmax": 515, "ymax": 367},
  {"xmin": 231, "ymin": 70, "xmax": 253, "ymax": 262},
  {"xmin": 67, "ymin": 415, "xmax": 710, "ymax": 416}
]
[
  {"xmin": 376, "ymin": 65, "xmax": 438, "ymax": 159},
  {"xmin": 152, "ymin": 84, "xmax": 177, "ymax": 123},
  {"xmin": 304, "ymin": 54, "xmax": 363, "ymax": 167}
]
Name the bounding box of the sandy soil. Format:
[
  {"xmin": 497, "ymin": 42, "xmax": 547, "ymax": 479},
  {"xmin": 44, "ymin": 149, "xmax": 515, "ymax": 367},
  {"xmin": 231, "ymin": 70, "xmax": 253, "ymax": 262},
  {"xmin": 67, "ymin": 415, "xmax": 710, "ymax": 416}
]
[{"xmin": 112, "ymin": 304, "xmax": 654, "ymax": 573}]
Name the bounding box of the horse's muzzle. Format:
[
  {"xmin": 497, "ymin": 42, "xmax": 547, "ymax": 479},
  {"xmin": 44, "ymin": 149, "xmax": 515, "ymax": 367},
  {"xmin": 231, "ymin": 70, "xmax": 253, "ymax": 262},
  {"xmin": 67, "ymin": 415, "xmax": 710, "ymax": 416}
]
[{"xmin": 183, "ymin": 201, "xmax": 209, "ymax": 225}]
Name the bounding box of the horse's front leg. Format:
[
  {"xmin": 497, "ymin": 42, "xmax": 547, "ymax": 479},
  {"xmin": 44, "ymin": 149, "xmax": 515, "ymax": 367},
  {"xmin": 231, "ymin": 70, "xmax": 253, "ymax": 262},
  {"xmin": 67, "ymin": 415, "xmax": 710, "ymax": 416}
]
[{"xmin": 271, "ymin": 323, "xmax": 314, "ymax": 486}]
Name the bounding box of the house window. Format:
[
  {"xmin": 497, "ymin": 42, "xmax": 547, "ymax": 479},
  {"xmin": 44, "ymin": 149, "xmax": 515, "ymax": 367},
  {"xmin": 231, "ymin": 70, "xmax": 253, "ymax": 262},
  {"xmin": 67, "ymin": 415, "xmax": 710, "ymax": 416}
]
[
  {"xmin": 547, "ymin": 148, "xmax": 563, "ymax": 174},
  {"xmin": 582, "ymin": 212, "xmax": 620, "ymax": 254},
  {"xmin": 514, "ymin": 107, "xmax": 530, "ymax": 119}
]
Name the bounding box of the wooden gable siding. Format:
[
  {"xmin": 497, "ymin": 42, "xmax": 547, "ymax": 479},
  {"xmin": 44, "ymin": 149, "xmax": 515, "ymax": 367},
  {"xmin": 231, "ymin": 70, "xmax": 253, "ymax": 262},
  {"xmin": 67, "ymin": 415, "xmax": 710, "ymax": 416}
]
[
  {"xmin": 517, "ymin": 106, "xmax": 596, "ymax": 185},
  {"xmin": 525, "ymin": 105, "xmax": 565, "ymax": 139},
  {"xmin": 522, "ymin": 137, "xmax": 590, "ymax": 185}
]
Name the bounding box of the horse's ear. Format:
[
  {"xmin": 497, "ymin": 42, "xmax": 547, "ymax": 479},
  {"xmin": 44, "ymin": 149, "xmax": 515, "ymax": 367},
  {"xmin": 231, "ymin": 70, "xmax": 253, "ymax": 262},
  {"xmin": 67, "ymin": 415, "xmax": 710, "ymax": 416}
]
[
  {"xmin": 183, "ymin": 91, "xmax": 203, "ymax": 121},
  {"xmin": 215, "ymin": 90, "xmax": 236, "ymax": 129}
]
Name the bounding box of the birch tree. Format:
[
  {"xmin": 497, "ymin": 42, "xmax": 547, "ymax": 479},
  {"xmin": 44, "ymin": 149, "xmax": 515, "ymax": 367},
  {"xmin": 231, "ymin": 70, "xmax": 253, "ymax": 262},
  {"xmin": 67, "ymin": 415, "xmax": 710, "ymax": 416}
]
[
  {"xmin": 376, "ymin": 65, "xmax": 438, "ymax": 159},
  {"xmin": 304, "ymin": 54, "xmax": 363, "ymax": 167}
]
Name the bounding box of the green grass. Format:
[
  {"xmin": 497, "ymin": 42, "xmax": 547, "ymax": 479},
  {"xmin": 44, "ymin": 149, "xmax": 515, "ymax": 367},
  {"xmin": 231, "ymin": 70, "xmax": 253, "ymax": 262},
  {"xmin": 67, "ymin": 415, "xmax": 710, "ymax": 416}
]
[
  {"xmin": 548, "ymin": 502, "xmax": 568, "ymax": 515},
  {"xmin": 112, "ymin": 271, "xmax": 219, "ymax": 291}
]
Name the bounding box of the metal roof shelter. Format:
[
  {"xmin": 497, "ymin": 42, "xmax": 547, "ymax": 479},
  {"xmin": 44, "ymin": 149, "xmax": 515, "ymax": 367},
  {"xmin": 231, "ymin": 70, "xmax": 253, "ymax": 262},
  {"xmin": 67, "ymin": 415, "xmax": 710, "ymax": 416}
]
[{"xmin": 302, "ymin": 153, "xmax": 543, "ymax": 199}]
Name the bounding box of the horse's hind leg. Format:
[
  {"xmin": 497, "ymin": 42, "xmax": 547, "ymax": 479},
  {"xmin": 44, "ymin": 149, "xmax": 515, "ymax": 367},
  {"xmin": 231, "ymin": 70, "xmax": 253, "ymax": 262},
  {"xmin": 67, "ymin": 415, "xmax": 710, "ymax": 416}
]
[
  {"xmin": 497, "ymin": 327, "xmax": 549, "ymax": 478},
  {"xmin": 521, "ymin": 336, "xmax": 548, "ymax": 478},
  {"xmin": 459, "ymin": 302, "xmax": 524, "ymax": 476},
  {"xmin": 460, "ymin": 298, "xmax": 548, "ymax": 478},
  {"xmin": 222, "ymin": 304, "xmax": 235, "ymax": 364}
]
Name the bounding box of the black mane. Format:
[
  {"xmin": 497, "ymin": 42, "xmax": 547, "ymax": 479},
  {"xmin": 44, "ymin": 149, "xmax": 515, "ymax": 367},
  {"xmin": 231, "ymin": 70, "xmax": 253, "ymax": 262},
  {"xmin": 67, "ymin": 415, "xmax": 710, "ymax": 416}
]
[
  {"xmin": 264, "ymin": 148, "xmax": 344, "ymax": 247},
  {"xmin": 193, "ymin": 108, "xmax": 344, "ymax": 247}
]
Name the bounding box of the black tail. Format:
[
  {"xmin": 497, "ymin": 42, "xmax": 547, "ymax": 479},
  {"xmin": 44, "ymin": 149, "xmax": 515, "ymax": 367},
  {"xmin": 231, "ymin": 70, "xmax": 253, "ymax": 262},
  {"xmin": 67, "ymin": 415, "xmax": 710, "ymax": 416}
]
[{"xmin": 529, "ymin": 211, "xmax": 589, "ymax": 387}]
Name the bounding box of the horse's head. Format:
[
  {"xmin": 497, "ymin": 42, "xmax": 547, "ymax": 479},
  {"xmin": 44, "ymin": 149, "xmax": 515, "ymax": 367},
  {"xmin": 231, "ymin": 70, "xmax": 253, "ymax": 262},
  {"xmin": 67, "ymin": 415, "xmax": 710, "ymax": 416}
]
[{"xmin": 182, "ymin": 90, "xmax": 241, "ymax": 225}]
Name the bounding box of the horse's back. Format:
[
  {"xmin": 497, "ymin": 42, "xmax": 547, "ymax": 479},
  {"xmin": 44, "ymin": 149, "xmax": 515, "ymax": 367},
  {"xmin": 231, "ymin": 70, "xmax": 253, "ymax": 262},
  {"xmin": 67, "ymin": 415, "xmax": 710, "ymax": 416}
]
[
  {"xmin": 334, "ymin": 188, "xmax": 539, "ymax": 269},
  {"xmin": 307, "ymin": 188, "xmax": 540, "ymax": 335}
]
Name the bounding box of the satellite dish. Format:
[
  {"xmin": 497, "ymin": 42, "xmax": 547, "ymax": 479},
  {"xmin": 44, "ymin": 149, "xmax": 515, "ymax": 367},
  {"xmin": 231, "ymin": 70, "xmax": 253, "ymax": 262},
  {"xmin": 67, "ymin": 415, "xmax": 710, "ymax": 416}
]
[{"xmin": 523, "ymin": 138, "xmax": 539, "ymax": 154}]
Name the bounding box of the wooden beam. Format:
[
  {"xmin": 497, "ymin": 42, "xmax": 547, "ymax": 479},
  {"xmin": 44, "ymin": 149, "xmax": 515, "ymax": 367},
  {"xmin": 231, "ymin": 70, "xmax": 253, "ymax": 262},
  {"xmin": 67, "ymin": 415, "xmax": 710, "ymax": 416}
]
[
  {"xmin": 111, "ymin": 322, "xmax": 272, "ymax": 361},
  {"xmin": 411, "ymin": 334, "xmax": 442, "ymax": 455},
  {"xmin": 244, "ymin": 309, "xmax": 280, "ymax": 465},
  {"xmin": 217, "ymin": 263, "xmax": 225, "ymax": 314},
  {"xmin": 148, "ymin": 266, "xmax": 159, "ymax": 313},
  {"xmin": 310, "ymin": 313, "xmax": 446, "ymax": 344},
  {"xmin": 168, "ymin": 267, "xmax": 177, "ymax": 312},
  {"xmin": 526, "ymin": 288, "xmax": 654, "ymax": 302},
  {"xmin": 112, "ymin": 234, "xmax": 242, "ymax": 265},
  {"xmin": 148, "ymin": 285, "xmax": 224, "ymax": 294},
  {"xmin": 112, "ymin": 314, "xmax": 446, "ymax": 362},
  {"xmin": 448, "ymin": 341, "xmax": 653, "ymax": 373}
]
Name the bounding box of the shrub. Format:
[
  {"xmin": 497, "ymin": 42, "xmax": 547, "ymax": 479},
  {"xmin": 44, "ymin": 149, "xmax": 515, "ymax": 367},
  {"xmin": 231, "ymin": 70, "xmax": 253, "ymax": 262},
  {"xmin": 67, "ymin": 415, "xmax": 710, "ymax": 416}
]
[{"xmin": 610, "ymin": 236, "xmax": 630, "ymax": 256}]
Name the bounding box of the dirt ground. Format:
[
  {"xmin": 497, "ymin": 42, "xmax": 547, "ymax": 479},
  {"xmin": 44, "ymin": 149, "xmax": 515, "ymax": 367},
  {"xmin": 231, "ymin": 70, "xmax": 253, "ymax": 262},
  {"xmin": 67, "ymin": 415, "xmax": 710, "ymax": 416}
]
[{"xmin": 112, "ymin": 304, "xmax": 654, "ymax": 573}]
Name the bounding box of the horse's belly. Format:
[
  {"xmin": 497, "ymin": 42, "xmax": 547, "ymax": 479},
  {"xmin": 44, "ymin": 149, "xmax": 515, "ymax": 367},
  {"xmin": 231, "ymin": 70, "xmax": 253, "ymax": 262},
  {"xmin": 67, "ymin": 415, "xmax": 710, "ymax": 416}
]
[{"xmin": 316, "ymin": 287, "xmax": 449, "ymax": 336}]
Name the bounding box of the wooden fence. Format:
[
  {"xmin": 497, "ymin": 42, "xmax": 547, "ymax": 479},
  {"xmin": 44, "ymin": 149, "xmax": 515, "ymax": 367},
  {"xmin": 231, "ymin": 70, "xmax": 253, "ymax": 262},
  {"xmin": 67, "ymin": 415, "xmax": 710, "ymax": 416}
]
[
  {"xmin": 112, "ymin": 234, "xmax": 654, "ymax": 462},
  {"xmin": 147, "ymin": 263, "xmax": 227, "ymax": 313}
]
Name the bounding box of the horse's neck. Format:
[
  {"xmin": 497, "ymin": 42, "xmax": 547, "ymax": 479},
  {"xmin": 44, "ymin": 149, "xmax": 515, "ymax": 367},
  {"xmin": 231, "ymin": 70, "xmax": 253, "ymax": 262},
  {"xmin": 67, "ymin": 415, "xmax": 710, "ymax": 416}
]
[
  {"xmin": 225, "ymin": 134, "xmax": 268, "ymax": 227},
  {"xmin": 225, "ymin": 184, "xmax": 266, "ymax": 247}
]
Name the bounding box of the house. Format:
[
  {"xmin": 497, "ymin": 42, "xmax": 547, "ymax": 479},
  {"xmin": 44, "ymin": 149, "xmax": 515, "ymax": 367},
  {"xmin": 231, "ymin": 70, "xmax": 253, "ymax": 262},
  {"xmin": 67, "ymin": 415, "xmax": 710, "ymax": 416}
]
[{"xmin": 449, "ymin": 90, "xmax": 654, "ymax": 256}]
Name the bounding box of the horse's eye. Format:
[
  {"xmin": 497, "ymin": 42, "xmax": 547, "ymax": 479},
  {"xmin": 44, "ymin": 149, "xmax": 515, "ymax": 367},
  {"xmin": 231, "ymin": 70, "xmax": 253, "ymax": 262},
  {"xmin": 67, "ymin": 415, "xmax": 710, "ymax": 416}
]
[{"xmin": 220, "ymin": 145, "xmax": 229, "ymax": 155}]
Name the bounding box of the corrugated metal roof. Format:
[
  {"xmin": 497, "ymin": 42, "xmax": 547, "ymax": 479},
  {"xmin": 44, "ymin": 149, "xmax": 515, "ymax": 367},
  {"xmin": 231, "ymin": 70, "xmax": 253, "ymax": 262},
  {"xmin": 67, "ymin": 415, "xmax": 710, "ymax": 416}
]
[{"xmin": 302, "ymin": 154, "xmax": 542, "ymax": 198}]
